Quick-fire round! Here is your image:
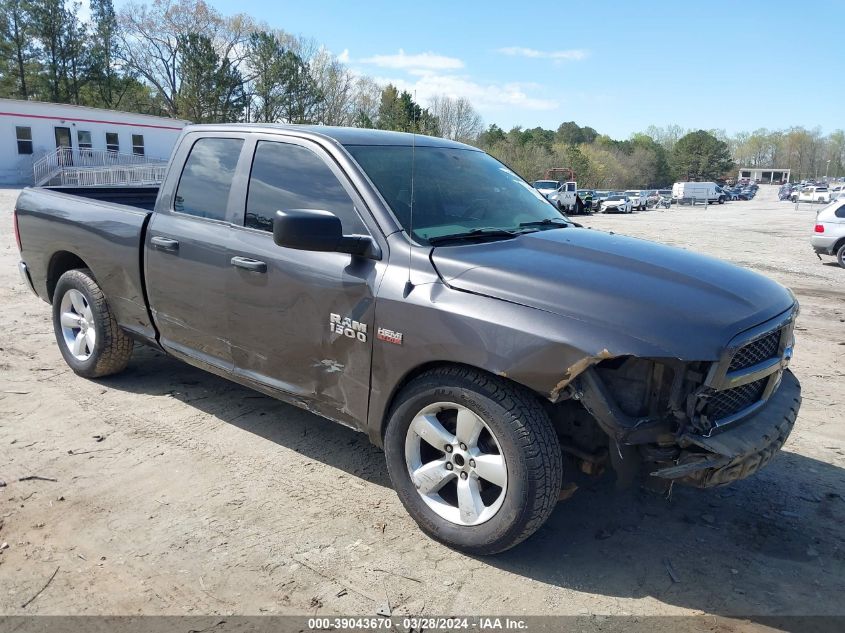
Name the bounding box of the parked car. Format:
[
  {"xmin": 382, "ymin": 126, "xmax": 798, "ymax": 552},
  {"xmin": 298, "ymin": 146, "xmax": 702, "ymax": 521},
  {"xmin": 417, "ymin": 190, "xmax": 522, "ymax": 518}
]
[
  {"xmin": 625, "ymin": 190, "xmax": 648, "ymax": 211},
  {"xmin": 533, "ymin": 180, "xmax": 560, "ymax": 198},
  {"xmin": 723, "ymin": 187, "xmax": 740, "ymax": 201},
  {"xmin": 13, "ymin": 123, "xmax": 802, "ymax": 554},
  {"xmin": 812, "ymin": 200, "xmax": 845, "ymax": 267},
  {"xmin": 603, "ymin": 193, "xmax": 633, "ymax": 213},
  {"xmin": 795, "ymin": 186, "xmax": 831, "ymax": 204}
]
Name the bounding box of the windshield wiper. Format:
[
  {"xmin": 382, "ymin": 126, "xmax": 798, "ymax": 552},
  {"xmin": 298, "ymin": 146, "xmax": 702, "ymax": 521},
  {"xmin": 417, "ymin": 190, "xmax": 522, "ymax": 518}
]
[
  {"xmin": 518, "ymin": 218, "xmax": 570, "ymax": 229},
  {"xmin": 427, "ymin": 227, "xmax": 528, "ymax": 245}
]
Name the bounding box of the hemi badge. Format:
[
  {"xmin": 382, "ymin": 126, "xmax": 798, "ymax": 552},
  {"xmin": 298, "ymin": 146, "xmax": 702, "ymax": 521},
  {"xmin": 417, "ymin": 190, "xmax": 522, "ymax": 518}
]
[{"xmin": 377, "ymin": 327, "xmax": 403, "ymax": 345}]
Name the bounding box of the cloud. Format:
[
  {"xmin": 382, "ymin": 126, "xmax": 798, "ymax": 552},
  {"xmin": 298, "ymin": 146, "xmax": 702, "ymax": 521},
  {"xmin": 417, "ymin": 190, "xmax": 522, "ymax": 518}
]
[
  {"xmin": 337, "ymin": 49, "xmax": 350, "ymax": 63},
  {"xmin": 349, "ymin": 48, "xmax": 558, "ymax": 117},
  {"xmin": 360, "ymin": 49, "xmax": 464, "ymax": 71},
  {"xmin": 370, "ymin": 73, "xmax": 558, "ymax": 112},
  {"xmin": 497, "ymin": 47, "xmax": 588, "ymax": 61}
]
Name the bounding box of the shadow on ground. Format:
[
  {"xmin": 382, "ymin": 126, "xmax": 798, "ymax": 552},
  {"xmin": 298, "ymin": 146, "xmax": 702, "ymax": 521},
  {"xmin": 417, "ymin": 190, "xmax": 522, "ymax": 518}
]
[{"xmin": 102, "ymin": 345, "xmax": 845, "ymax": 617}]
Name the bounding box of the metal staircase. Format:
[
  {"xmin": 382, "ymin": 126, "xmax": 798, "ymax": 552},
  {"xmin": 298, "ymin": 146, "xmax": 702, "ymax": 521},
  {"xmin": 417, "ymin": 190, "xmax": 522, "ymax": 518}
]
[{"xmin": 32, "ymin": 147, "xmax": 167, "ymax": 187}]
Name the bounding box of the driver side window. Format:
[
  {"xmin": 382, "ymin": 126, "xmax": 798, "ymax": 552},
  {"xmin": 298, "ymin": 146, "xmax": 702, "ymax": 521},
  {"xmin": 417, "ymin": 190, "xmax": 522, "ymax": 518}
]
[{"xmin": 245, "ymin": 141, "xmax": 366, "ymax": 234}]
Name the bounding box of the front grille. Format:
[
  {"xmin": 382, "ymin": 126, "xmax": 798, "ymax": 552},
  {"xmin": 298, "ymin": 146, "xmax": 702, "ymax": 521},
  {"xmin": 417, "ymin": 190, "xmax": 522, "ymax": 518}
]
[
  {"xmin": 703, "ymin": 377, "xmax": 768, "ymax": 421},
  {"xmin": 728, "ymin": 329, "xmax": 782, "ymax": 372}
]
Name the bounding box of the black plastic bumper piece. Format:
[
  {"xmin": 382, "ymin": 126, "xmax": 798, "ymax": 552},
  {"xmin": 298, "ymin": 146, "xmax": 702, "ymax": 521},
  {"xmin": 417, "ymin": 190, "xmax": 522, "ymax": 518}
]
[{"xmin": 651, "ymin": 369, "xmax": 801, "ymax": 488}]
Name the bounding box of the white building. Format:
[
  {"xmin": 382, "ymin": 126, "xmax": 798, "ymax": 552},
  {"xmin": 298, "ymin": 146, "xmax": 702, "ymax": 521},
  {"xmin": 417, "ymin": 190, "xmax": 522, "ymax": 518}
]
[
  {"xmin": 1, "ymin": 98, "xmax": 189, "ymax": 185},
  {"xmin": 737, "ymin": 167, "xmax": 791, "ymax": 184}
]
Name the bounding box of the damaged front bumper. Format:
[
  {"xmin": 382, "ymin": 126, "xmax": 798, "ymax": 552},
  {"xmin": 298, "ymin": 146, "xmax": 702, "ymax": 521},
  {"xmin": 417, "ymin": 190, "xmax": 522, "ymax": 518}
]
[{"xmin": 651, "ymin": 369, "xmax": 801, "ymax": 488}]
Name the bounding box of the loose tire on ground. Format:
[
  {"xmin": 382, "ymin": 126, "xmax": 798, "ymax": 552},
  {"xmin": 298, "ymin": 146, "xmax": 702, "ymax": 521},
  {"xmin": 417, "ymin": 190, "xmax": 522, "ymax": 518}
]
[
  {"xmin": 52, "ymin": 268, "xmax": 133, "ymax": 378},
  {"xmin": 384, "ymin": 366, "xmax": 562, "ymax": 554}
]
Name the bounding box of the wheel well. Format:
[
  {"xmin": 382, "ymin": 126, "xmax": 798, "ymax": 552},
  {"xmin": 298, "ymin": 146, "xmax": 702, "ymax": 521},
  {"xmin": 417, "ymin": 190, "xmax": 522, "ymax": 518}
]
[
  {"xmin": 378, "ymin": 361, "xmax": 539, "ymax": 441},
  {"xmin": 834, "ymin": 237, "xmax": 845, "ymax": 254},
  {"xmin": 47, "ymin": 251, "xmax": 89, "ymax": 302}
]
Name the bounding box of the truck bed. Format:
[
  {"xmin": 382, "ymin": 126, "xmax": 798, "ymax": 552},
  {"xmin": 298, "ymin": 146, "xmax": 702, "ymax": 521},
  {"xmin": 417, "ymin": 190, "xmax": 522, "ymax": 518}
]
[
  {"xmin": 15, "ymin": 186, "xmax": 156, "ymax": 342},
  {"xmin": 43, "ymin": 186, "xmax": 159, "ymax": 212}
]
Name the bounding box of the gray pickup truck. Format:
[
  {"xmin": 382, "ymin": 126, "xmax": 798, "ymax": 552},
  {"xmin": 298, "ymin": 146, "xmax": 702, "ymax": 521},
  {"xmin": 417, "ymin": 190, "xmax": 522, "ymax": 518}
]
[{"xmin": 14, "ymin": 125, "xmax": 801, "ymax": 554}]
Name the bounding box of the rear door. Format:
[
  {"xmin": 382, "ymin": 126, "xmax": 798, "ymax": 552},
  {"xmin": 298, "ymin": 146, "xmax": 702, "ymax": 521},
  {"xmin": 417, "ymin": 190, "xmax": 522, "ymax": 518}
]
[
  {"xmin": 145, "ymin": 133, "xmax": 249, "ymax": 373},
  {"xmin": 224, "ymin": 135, "xmax": 382, "ymax": 427}
]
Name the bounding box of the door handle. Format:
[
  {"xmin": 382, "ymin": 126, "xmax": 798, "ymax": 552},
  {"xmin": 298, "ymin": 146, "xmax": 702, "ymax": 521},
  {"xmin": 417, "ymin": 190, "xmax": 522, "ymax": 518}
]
[
  {"xmin": 230, "ymin": 256, "xmax": 267, "ymax": 273},
  {"xmin": 151, "ymin": 236, "xmax": 180, "ymax": 253}
]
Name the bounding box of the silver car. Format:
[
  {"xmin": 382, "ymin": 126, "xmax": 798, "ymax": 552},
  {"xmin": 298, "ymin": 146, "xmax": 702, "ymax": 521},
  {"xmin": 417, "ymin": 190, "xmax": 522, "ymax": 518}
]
[{"xmin": 812, "ymin": 200, "xmax": 845, "ymax": 268}]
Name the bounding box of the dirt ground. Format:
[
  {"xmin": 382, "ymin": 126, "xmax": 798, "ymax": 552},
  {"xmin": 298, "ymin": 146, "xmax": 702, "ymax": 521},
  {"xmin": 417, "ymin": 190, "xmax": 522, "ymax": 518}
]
[{"xmin": 0, "ymin": 185, "xmax": 843, "ymax": 623}]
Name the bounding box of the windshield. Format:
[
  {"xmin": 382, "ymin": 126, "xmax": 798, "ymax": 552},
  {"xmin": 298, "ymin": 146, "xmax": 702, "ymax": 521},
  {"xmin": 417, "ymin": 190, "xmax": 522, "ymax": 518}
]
[
  {"xmin": 533, "ymin": 180, "xmax": 558, "ymax": 189},
  {"xmin": 347, "ymin": 145, "xmax": 568, "ymax": 244},
  {"xmin": 608, "ymin": 195, "xmax": 625, "ymax": 201}
]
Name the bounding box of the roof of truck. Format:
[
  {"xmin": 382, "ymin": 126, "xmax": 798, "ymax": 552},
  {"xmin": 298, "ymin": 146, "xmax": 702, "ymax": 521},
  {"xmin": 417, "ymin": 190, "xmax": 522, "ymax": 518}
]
[{"xmin": 183, "ymin": 123, "xmax": 477, "ymax": 150}]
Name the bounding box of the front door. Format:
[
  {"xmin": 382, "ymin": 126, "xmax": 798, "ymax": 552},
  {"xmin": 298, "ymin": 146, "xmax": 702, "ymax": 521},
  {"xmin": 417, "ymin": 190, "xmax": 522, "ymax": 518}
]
[
  {"xmin": 54, "ymin": 127, "xmax": 72, "ymax": 165},
  {"xmin": 225, "ymin": 137, "xmax": 379, "ymax": 427},
  {"xmin": 144, "ymin": 134, "xmax": 247, "ymax": 373}
]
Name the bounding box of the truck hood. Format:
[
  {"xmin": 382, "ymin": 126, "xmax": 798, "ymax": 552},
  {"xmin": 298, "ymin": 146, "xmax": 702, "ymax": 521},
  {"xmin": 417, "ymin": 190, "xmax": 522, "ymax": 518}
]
[{"xmin": 430, "ymin": 227, "xmax": 795, "ymax": 359}]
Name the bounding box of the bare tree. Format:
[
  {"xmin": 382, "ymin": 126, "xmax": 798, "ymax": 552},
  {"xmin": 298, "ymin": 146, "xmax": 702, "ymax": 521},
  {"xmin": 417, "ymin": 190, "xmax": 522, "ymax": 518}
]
[
  {"xmin": 428, "ymin": 94, "xmax": 483, "ymax": 142},
  {"xmin": 309, "ymin": 48, "xmax": 355, "ymax": 125},
  {"xmin": 117, "ymin": 0, "xmax": 253, "ymax": 118},
  {"xmin": 350, "ymin": 75, "xmax": 381, "ymax": 128},
  {"xmin": 643, "ymin": 124, "xmax": 687, "ymax": 152}
]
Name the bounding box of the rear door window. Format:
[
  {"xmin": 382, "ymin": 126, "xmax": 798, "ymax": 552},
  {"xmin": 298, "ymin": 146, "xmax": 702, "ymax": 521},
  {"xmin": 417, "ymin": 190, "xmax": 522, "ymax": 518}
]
[
  {"xmin": 174, "ymin": 137, "xmax": 244, "ymax": 221},
  {"xmin": 244, "ymin": 141, "xmax": 366, "ymax": 234}
]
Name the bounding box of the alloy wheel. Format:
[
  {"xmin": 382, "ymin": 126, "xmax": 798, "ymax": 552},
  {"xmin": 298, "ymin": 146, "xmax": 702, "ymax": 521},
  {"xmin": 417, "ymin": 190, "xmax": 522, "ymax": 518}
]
[
  {"xmin": 404, "ymin": 402, "xmax": 508, "ymax": 526},
  {"xmin": 59, "ymin": 288, "xmax": 96, "ymax": 361}
]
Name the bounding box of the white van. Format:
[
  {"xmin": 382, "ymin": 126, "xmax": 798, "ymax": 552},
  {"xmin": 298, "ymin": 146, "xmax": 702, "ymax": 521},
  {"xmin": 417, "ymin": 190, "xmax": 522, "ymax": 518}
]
[{"xmin": 672, "ymin": 182, "xmax": 722, "ymax": 205}]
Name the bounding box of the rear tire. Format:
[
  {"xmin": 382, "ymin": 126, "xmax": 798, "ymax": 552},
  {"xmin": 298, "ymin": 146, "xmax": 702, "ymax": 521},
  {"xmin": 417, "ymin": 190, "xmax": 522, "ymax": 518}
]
[
  {"xmin": 52, "ymin": 268, "xmax": 133, "ymax": 378},
  {"xmin": 384, "ymin": 367, "xmax": 562, "ymax": 554},
  {"xmin": 837, "ymin": 243, "xmax": 845, "ymax": 269}
]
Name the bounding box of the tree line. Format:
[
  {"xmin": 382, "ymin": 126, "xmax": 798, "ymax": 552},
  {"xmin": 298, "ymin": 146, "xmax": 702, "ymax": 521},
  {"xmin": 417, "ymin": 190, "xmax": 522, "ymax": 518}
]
[
  {"xmin": 0, "ymin": 0, "xmax": 480, "ymax": 138},
  {"xmin": 1, "ymin": 0, "xmax": 841, "ymax": 185}
]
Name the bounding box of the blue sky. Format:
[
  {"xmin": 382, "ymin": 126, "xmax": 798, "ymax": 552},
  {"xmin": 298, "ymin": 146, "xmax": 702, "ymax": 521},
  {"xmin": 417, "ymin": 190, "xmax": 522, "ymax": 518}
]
[{"xmin": 123, "ymin": 0, "xmax": 843, "ymax": 138}]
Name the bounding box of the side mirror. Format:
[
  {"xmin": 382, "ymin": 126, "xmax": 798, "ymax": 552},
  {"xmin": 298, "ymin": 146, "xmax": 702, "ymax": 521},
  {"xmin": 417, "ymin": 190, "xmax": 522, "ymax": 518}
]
[{"xmin": 273, "ymin": 209, "xmax": 375, "ymax": 257}]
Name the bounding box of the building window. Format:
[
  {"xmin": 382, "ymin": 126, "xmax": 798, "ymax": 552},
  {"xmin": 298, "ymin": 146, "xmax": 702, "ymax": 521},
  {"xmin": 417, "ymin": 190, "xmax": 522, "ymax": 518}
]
[
  {"xmin": 16, "ymin": 126, "xmax": 33, "ymax": 155},
  {"xmin": 132, "ymin": 134, "xmax": 145, "ymax": 156},
  {"xmin": 77, "ymin": 130, "xmax": 92, "ymax": 151},
  {"xmin": 106, "ymin": 132, "xmax": 119, "ymax": 153}
]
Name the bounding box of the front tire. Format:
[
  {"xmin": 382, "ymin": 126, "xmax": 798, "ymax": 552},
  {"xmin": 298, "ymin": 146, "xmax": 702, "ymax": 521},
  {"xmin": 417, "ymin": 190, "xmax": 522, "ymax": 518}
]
[
  {"xmin": 384, "ymin": 367, "xmax": 562, "ymax": 554},
  {"xmin": 52, "ymin": 269, "xmax": 133, "ymax": 378}
]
